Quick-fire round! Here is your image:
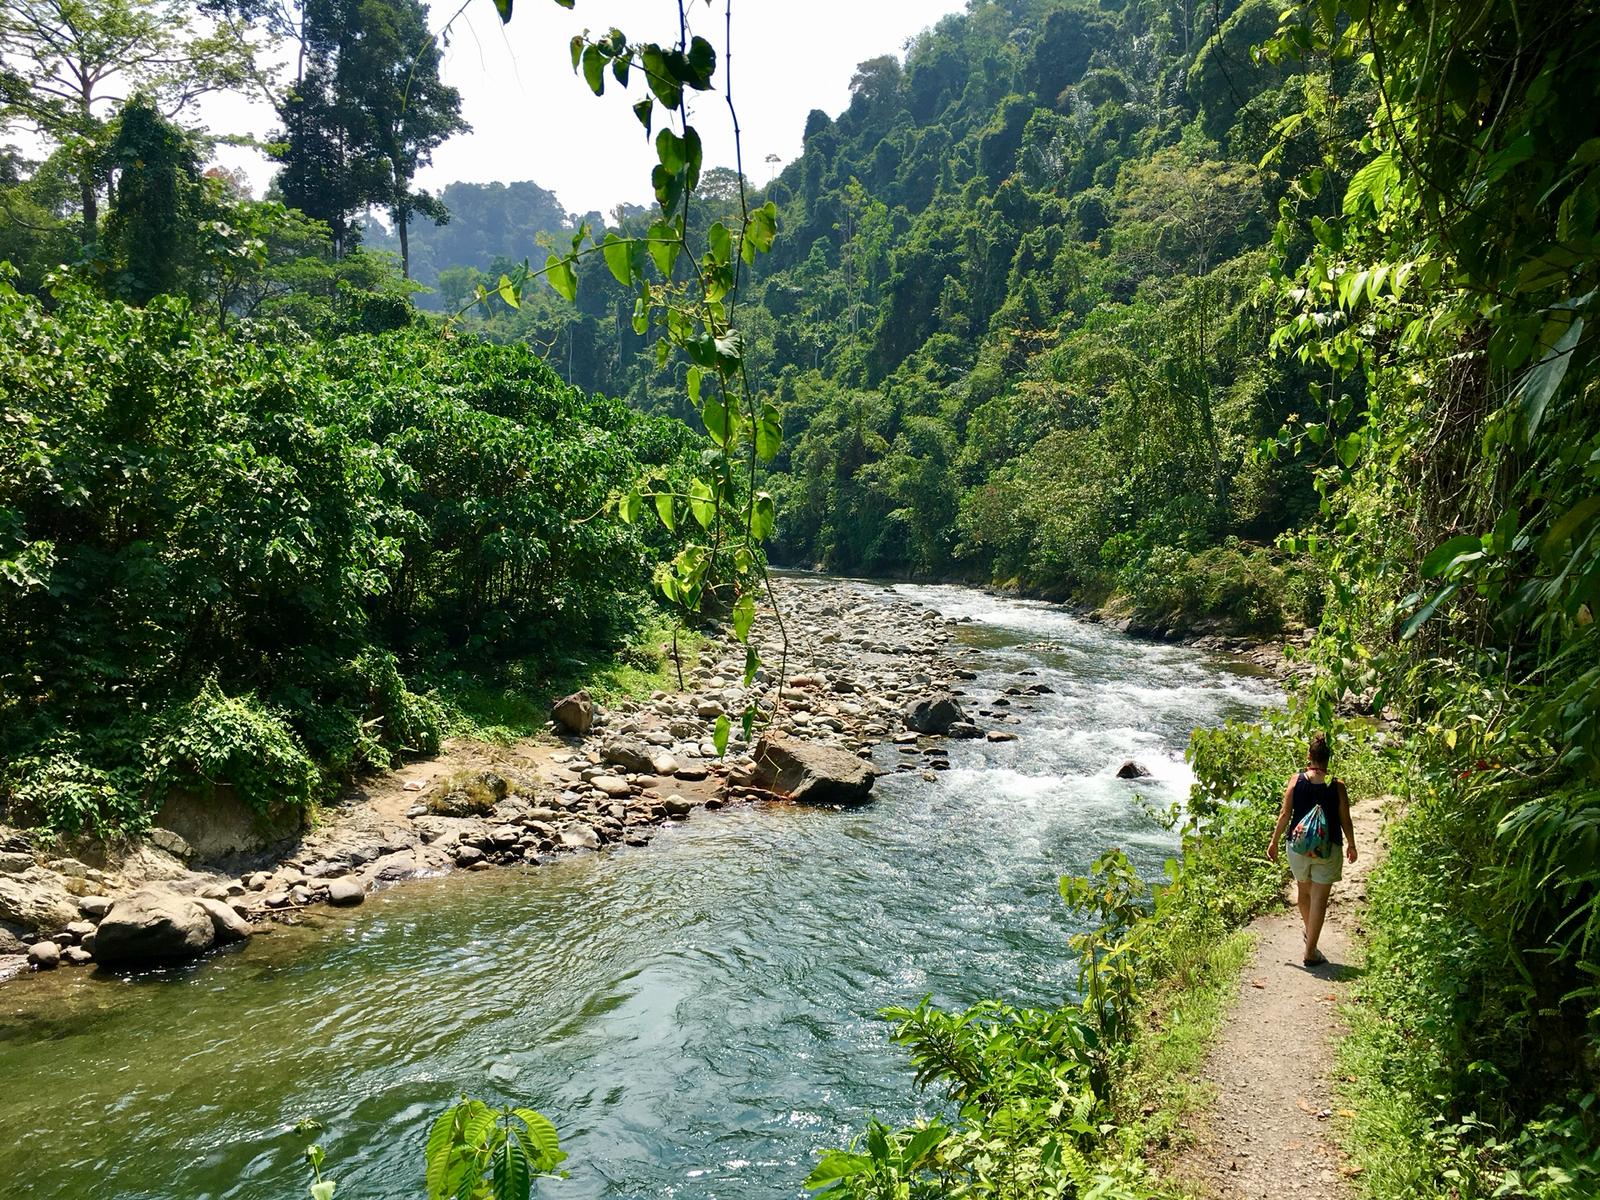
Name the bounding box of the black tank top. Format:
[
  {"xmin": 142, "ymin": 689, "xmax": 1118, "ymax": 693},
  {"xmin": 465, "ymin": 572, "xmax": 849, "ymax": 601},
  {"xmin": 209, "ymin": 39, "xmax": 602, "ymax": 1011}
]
[{"xmin": 1290, "ymin": 773, "xmax": 1342, "ymax": 844}]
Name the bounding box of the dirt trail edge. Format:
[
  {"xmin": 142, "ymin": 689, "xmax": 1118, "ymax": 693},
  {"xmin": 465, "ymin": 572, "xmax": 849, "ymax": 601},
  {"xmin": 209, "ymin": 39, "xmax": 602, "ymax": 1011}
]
[{"xmin": 1169, "ymin": 795, "xmax": 1387, "ymax": 1200}]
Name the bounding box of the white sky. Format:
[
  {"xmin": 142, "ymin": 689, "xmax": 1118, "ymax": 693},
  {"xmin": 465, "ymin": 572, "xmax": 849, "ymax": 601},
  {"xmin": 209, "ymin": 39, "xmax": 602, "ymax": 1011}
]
[{"xmin": 201, "ymin": 0, "xmax": 967, "ymax": 217}]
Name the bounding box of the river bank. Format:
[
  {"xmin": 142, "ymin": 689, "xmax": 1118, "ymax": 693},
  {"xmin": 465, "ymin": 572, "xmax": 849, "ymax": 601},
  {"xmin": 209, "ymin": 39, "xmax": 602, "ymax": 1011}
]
[
  {"xmin": 0, "ymin": 577, "xmax": 1280, "ymax": 1200},
  {"xmin": 0, "ymin": 576, "xmax": 1073, "ymax": 982}
]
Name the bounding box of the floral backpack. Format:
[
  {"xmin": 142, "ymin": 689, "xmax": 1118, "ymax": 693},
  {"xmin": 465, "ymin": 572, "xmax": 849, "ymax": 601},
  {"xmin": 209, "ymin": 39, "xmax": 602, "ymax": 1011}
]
[{"xmin": 1288, "ymin": 782, "xmax": 1334, "ymax": 858}]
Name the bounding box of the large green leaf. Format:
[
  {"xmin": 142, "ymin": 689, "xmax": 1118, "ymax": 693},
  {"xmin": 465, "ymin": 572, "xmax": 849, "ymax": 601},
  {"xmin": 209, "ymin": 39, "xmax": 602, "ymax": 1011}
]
[
  {"xmin": 1519, "ymin": 315, "xmax": 1584, "ymax": 436},
  {"xmin": 491, "ymin": 1134, "xmax": 532, "ymax": 1200},
  {"xmin": 601, "ymin": 233, "xmax": 632, "ymax": 287},
  {"xmin": 1421, "ymin": 534, "xmax": 1484, "ymax": 579},
  {"xmin": 544, "ymin": 254, "xmax": 577, "ymax": 302}
]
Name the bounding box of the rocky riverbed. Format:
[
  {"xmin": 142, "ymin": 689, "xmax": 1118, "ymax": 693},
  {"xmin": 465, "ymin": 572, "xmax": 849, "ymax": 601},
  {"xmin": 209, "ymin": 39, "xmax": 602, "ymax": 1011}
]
[
  {"xmin": 0, "ymin": 575, "xmax": 1304, "ymax": 983},
  {"xmin": 0, "ymin": 577, "xmax": 1031, "ymax": 981}
]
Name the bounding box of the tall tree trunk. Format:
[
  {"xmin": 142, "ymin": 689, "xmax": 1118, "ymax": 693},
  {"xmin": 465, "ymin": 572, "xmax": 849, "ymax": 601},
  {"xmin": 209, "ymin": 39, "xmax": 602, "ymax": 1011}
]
[
  {"xmin": 80, "ymin": 172, "xmax": 97, "ymax": 248},
  {"xmin": 396, "ymin": 201, "xmax": 410, "ymax": 278}
]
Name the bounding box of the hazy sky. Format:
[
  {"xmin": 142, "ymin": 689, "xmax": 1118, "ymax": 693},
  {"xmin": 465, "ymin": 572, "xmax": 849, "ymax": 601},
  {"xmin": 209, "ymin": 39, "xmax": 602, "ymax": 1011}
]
[{"xmin": 203, "ymin": 0, "xmax": 968, "ymax": 217}]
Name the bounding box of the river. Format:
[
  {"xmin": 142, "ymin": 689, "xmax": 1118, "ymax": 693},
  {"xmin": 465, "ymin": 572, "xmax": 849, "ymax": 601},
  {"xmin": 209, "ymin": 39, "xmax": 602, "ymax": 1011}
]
[{"xmin": 0, "ymin": 581, "xmax": 1275, "ymax": 1199}]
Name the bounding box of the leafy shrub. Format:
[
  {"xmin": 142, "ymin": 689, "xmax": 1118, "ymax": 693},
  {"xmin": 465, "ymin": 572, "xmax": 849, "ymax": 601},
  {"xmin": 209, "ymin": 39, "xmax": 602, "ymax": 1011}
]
[
  {"xmin": 148, "ymin": 682, "xmax": 322, "ymax": 816},
  {"xmin": 0, "ymin": 733, "xmax": 146, "ymax": 835},
  {"xmin": 1112, "ymin": 539, "xmax": 1298, "ymax": 634},
  {"xmin": 0, "ymin": 282, "xmax": 687, "ymax": 833}
]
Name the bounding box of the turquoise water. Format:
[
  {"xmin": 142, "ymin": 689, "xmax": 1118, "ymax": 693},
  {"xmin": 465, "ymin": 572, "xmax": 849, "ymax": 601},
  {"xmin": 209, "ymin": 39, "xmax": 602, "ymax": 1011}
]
[{"xmin": 0, "ymin": 581, "xmax": 1274, "ymax": 1199}]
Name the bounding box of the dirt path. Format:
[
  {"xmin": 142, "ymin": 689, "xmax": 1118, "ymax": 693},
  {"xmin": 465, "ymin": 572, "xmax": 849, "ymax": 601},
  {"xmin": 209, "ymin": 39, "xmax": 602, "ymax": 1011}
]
[{"xmin": 1170, "ymin": 796, "xmax": 1386, "ymax": 1199}]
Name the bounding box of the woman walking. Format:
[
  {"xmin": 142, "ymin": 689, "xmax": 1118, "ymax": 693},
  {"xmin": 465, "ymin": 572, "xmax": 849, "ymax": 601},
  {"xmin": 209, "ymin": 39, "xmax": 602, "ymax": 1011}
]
[{"xmin": 1267, "ymin": 732, "xmax": 1358, "ymax": 966}]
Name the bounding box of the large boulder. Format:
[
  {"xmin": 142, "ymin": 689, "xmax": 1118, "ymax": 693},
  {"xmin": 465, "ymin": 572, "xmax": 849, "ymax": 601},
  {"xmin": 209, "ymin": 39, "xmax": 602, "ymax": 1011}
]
[
  {"xmin": 0, "ymin": 870, "xmax": 80, "ymax": 933},
  {"xmin": 1116, "ymin": 760, "xmax": 1152, "ymax": 779},
  {"xmin": 903, "ymin": 693, "xmax": 968, "ymax": 735},
  {"xmin": 752, "ymin": 735, "xmax": 877, "ymax": 805},
  {"xmin": 551, "ymin": 690, "xmax": 595, "ymax": 735},
  {"xmin": 601, "ymin": 740, "xmax": 656, "ymax": 774},
  {"xmin": 92, "ymin": 888, "xmax": 221, "ymax": 966},
  {"xmin": 195, "ymin": 897, "xmax": 253, "ymax": 944}
]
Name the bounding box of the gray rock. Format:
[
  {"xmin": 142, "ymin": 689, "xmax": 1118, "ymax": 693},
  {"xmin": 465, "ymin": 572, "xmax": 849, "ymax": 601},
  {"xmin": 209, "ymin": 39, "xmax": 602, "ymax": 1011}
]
[
  {"xmin": 752, "ymin": 734, "xmax": 877, "ymax": 805},
  {"xmin": 662, "ymin": 796, "xmax": 693, "ymax": 819},
  {"xmin": 0, "ymin": 852, "xmax": 34, "ymax": 874},
  {"xmin": 366, "ymin": 852, "xmax": 419, "ymax": 883},
  {"xmin": 94, "ymin": 889, "xmax": 218, "ymax": 965},
  {"xmin": 454, "ymin": 845, "xmax": 486, "ymax": 867},
  {"xmin": 591, "ymin": 775, "xmax": 633, "ymax": 800},
  {"xmin": 649, "ymin": 751, "xmax": 680, "ymax": 777},
  {"xmin": 0, "ymin": 871, "xmax": 80, "ymax": 932},
  {"xmin": 560, "ymin": 824, "xmax": 601, "ymax": 850},
  {"xmin": 27, "ymin": 940, "xmax": 60, "ymax": 970},
  {"xmin": 986, "ymin": 730, "xmax": 1019, "ymax": 743},
  {"xmin": 904, "ymin": 693, "xmax": 968, "ymax": 735},
  {"xmin": 195, "ymin": 897, "xmax": 253, "ymax": 944},
  {"xmin": 551, "ymin": 690, "xmax": 595, "ymax": 735},
  {"xmin": 674, "ymin": 764, "xmax": 709, "ymax": 782},
  {"xmin": 78, "ymin": 895, "xmax": 112, "ymax": 920},
  {"xmin": 326, "ymin": 878, "xmax": 366, "ymax": 907},
  {"xmin": 602, "ymin": 741, "xmax": 656, "ymax": 774},
  {"xmin": 146, "ymin": 828, "xmax": 194, "ymax": 860},
  {"xmin": 1116, "ymin": 760, "xmax": 1152, "ymax": 779},
  {"xmin": 64, "ymin": 919, "xmax": 96, "ymax": 941},
  {"xmin": 63, "ymin": 946, "xmax": 94, "ymax": 965},
  {"xmin": 263, "ymin": 892, "xmax": 292, "ymax": 909},
  {"xmin": 0, "ymin": 921, "xmax": 25, "ymax": 956},
  {"xmin": 947, "ymin": 722, "xmax": 984, "ymax": 739}
]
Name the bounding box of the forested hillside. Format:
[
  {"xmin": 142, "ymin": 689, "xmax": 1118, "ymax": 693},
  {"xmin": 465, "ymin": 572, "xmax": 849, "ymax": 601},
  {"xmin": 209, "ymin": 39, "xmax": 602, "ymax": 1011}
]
[
  {"xmin": 360, "ymin": 178, "xmax": 586, "ymax": 306},
  {"xmin": 444, "ymin": 0, "xmax": 1339, "ymax": 635}
]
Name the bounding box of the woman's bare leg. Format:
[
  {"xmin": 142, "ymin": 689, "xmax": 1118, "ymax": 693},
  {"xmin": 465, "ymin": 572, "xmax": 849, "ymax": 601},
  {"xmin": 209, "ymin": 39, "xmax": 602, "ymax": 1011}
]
[
  {"xmin": 1304, "ymin": 881, "xmax": 1333, "ymax": 961},
  {"xmin": 1296, "ymin": 880, "xmax": 1312, "ymax": 939}
]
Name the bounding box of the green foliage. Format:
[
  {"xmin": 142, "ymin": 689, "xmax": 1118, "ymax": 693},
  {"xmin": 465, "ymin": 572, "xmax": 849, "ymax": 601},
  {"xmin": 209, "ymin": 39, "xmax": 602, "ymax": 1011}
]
[
  {"xmin": 1255, "ymin": 0, "xmax": 1600, "ymax": 1183},
  {"xmin": 302, "ymin": 1094, "xmax": 566, "ymax": 1200},
  {"xmin": 414, "ymin": 1, "xmax": 1321, "ymax": 627},
  {"xmin": 148, "ymin": 681, "xmax": 322, "ymax": 817},
  {"xmin": 485, "ymin": 0, "xmax": 787, "ymax": 744},
  {"xmin": 422, "ymin": 1097, "xmax": 567, "ymax": 1200},
  {"xmin": 0, "ymin": 280, "xmax": 679, "ymax": 833}
]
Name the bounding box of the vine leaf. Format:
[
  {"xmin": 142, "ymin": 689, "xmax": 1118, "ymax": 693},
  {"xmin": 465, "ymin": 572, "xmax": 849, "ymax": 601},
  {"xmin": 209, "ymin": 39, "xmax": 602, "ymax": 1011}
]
[
  {"xmin": 654, "ymin": 491, "xmax": 675, "ymax": 531},
  {"xmin": 492, "ymin": 0, "xmax": 512, "ymax": 21},
  {"xmin": 601, "ymin": 233, "xmax": 631, "ymax": 286},
  {"xmin": 496, "ymin": 273, "xmax": 519, "ymax": 309},
  {"xmin": 688, "ymin": 478, "xmax": 715, "ymax": 528},
  {"xmin": 1421, "ymin": 534, "xmax": 1484, "ymax": 579},
  {"xmin": 581, "ymin": 44, "xmax": 605, "ymax": 95},
  {"xmin": 1518, "ymin": 315, "xmax": 1583, "ymax": 437},
  {"xmin": 544, "ymin": 254, "xmax": 577, "ymax": 302},
  {"xmin": 751, "ymin": 492, "xmax": 775, "ymax": 541},
  {"xmin": 733, "ymin": 593, "xmax": 755, "ymax": 641},
  {"xmin": 713, "ymin": 714, "xmax": 731, "ymax": 757},
  {"xmin": 756, "ymin": 403, "xmax": 782, "ymax": 461}
]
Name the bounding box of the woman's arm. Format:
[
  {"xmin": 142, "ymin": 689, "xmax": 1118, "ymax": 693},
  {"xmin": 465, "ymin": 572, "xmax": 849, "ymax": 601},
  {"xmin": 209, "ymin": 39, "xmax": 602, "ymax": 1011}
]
[
  {"xmin": 1338, "ymin": 780, "xmax": 1358, "ymax": 862},
  {"xmin": 1268, "ymin": 777, "xmax": 1294, "ymax": 861}
]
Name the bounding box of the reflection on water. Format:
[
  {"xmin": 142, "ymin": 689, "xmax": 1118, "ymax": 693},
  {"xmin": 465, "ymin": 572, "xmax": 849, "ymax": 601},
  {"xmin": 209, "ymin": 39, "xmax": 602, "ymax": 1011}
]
[{"xmin": 0, "ymin": 579, "xmax": 1275, "ymax": 1199}]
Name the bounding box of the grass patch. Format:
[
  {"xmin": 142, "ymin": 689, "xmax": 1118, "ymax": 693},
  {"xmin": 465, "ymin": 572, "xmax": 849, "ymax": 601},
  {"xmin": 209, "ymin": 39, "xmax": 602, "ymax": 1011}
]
[
  {"xmin": 1119, "ymin": 929, "xmax": 1257, "ymax": 1165},
  {"xmin": 433, "ymin": 615, "xmax": 707, "ymax": 745}
]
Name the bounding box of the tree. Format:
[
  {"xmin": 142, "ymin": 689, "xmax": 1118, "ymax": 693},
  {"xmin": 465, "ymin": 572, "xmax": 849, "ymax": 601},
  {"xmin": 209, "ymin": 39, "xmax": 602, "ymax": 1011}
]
[
  {"xmin": 273, "ymin": 0, "xmax": 466, "ymax": 273},
  {"xmin": 0, "ymin": 0, "xmax": 262, "ymax": 245},
  {"xmin": 102, "ymin": 94, "xmax": 200, "ymax": 302}
]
